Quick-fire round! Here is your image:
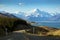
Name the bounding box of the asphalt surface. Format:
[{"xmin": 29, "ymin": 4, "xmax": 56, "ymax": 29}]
[{"xmin": 0, "ymin": 32, "xmax": 60, "ymax": 40}]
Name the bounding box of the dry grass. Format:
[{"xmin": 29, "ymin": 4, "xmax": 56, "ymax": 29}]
[{"xmin": 13, "ymin": 26, "xmax": 60, "ymax": 36}]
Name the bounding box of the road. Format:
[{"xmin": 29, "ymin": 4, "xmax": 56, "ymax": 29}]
[{"xmin": 0, "ymin": 32, "xmax": 60, "ymax": 40}]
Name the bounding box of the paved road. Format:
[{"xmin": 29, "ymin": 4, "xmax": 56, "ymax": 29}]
[
  {"xmin": 0, "ymin": 32, "xmax": 29, "ymax": 40},
  {"xmin": 0, "ymin": 32, "xmax": 60, "ymax": 40}
]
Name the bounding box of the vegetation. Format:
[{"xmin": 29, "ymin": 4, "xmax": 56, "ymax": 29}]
[{"xmin": 0, "ymin": 14, "xmax": 31, "ymax": 36}]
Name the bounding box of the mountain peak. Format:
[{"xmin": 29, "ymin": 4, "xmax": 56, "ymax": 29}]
[
  {"xmin": 33, "ymin": 9, "xmax": 40, "ymax": 11},
  {"xmin": 32, "ymin": 8, "xmax": 40, "ymax": 13}
]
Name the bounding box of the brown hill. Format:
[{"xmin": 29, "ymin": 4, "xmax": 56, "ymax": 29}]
[
  {"xmin": 47, "ymin": 30, "xmax": 60, "ymax": 36},
  {"xmin": 26, "ymin": 26, "xmax": 59, "ymax": 36},
  {"xmin": 39, "ymin": 26, "xmax": 58, "ymax": 31}
]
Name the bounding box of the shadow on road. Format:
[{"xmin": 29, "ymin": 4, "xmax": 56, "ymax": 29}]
[{"xmin": 0, "ymin": 32, "xmax": 60, "ymax": 40}]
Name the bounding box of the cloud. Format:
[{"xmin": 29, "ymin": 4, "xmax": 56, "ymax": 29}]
[{"xmin": 18, "ymin": 3, "xmax": 24, "ymax": 6}]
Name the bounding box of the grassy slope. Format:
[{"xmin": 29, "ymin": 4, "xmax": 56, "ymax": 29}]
[
  {"xmin": 26, "ymin": 26, "xmax": 60, "ymax": 36},
  {"xmin": 0, "ymin": 14, "xmax": 31, "ymax": 36}
]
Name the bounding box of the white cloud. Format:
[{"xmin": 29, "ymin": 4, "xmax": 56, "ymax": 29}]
[{"xmin": 18, "ymin": 3, "xmax": 24, "ymax": 6}]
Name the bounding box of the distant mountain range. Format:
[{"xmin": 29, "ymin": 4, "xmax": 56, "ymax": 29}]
[
  {"xmin": 27, "ymin": 9, "xmax": 52, "ymax": 21},
  {"xmin": 13, "ymin": 9, "xmax": 60, "ymax": 22},
  {"xmin": 48, "ymin": 14, "xmax": 60, "ymax": 21},
  {"xmin": 0, "ymin": 9, "xmax": 60, "ymax": 22}
]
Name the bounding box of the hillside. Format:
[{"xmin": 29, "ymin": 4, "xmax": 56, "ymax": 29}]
[
  {"xmin": 47, "ymin": 30, "xmax": 60, "ymax": 36},
  {"xmin": 0, "ymin": 12, "xmax": 31, "ymax": 37},
  {"xmin": 25, "ymin": 26, "xmax": 60, "ymax": 36}
]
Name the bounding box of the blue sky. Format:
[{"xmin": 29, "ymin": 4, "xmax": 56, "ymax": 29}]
[{"xmin": 0, "ymin": 0, "xmax": 60, "ymax": 13}]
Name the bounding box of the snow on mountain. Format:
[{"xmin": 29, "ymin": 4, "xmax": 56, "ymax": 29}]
[
  {"xmin": 1, "ymin": 9, "xmax": 60, "ymax": 22},
  {"xmin": 26, "ymin": 9, "xmax": 53, "ymax": 21},
  {"xmin": 30, "ymin": 9, "xmax": 52, "ymax": 17},
  {"xmin": 13, "ymin": 8, "xmax": 60, "ymax": 21}
]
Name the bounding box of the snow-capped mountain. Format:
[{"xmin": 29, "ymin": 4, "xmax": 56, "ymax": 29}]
[
  {"xmin": 13, "ymin": 8, "xmax": 60, "ymax": 22},
  {"xmin": 27, "ymin": 9, "xmax": 53, "ymax": 21},
  {"xmin": 29, "ymin": 9, "xmax": 52, "ymax": 17},
  {"xmin": 13, "ymin": 9, "xmax": 53, "ymax": 21},
  {"xmin": 0, "ymin": 9, "xmax": 60, "ymax": 22}
]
